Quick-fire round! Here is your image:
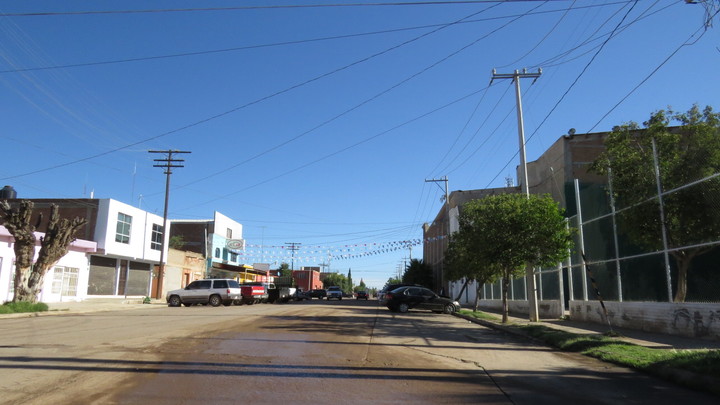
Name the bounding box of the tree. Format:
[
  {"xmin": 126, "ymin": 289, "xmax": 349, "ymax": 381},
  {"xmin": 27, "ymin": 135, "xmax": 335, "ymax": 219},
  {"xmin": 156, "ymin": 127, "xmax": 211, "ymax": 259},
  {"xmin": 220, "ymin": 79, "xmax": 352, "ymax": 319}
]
[
  {"xmin": 444, "ymin": 232, "xmax": 498, "ymax": 311},
  {"xmin": 168, "ymin": 235, "xmax": 185, "ymax": 250},
  {"xmin": 322, "ymin": 272, "xmax": 350, "ymax": 292},
  {"xmin": 354, "ymin": 279, "xmax": 367, "ymax": 292},
  {"xmin": 0, "ymin": 200, "xmax": 87, "ymax": 303},
  {"xmin": 277, "ymin": 262, "xmax": 292, "ymax": 278},
  {"xmin": 401, "ymin": 258, "xmax": 433, "ymax": 288},
  {"xmin": 456, "ymin": 193, "xmax": 572, "ymax": 323},
  {"xmin": 592, "ymin": 105, "xmax": 720, "ymax": 302}
]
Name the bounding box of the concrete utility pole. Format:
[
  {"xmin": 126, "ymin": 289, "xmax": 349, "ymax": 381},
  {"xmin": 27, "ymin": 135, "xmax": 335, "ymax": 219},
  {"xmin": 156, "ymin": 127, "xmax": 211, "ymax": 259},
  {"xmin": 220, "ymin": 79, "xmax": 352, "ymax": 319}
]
[
  {"xmin": 491, "ymin": 68, "xmax": 542, "ymax": 322},
  {"xmin": 149, "ymin": 149, "xmax": 191, "ymax": 299},
  {"xmin": 425, "ymin": 176, "xmax": 449, "ymax": 294}
]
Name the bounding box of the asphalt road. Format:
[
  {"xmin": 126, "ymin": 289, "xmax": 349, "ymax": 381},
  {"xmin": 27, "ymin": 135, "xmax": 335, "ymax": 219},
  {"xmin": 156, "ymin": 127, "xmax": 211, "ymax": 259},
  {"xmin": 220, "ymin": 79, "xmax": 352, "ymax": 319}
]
[{"xmin": 0, "ymin": 299, "xmax": 717, "ymax": 404}]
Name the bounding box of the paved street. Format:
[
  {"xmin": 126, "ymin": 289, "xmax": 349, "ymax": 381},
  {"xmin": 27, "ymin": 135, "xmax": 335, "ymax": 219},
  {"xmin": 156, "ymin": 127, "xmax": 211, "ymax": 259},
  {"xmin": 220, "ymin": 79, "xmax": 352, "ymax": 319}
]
[{"xmin": 0, "ymin": 299, "xmax": 717, "ymax": 404}]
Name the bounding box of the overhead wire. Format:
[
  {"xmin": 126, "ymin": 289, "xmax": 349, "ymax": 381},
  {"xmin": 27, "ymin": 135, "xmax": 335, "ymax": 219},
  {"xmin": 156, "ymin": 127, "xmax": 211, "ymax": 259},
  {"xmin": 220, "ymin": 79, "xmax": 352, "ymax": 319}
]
[
  {"xmin": 495, "ymin": 0, "xmax": 576, "ymax": 69},
  {"xmin": 0, "ymin": 1, "xmax": 630, "ymax": 183},
  {"xmin": 483, "ymin": 0, "xmax": 640, "ymax": 189},
  {"xmin": 0, "ymin": 1, "xmax": 625, "ymax": 17},
  {"xmin": 587, "ymin": 7, "xmax": 720, "ymax": 133},
  {"xmin": 1, "ymin": 3, "xmax": 502, "ymax": 182},
  {"xmin": 178, "ymin": 85, "xmax": 489, "ymax": 213}
]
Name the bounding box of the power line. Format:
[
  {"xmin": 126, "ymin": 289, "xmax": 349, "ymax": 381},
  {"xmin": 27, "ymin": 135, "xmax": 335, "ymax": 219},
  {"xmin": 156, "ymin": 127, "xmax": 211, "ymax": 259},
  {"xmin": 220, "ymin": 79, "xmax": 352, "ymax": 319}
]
[
  {"xmin": 0, "ymin": 1, "xmax": 613, "ymax": 17},
  {"xmin": 484, "ymin": 0, "xmax": 639, "ymax": 189},
  {"xmin": 0, "ymin": 2, "xmax": 632, "ymax": 74}
]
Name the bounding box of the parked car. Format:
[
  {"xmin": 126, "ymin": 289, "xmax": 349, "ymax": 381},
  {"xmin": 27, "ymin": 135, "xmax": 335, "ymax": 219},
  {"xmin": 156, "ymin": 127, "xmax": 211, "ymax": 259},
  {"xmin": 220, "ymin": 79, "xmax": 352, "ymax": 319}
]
[
  {"xmin": 293, "ymin": 288, "xmax": 311, "ymax": 301},
  {"xmin": 378, "ymin": 283, "xmax": 421, "ymax": 304},
  {"xmin": 384, "ymin": 286, "xmax": 460, "ymax": 314},
  {"xmin": 308, "ymin": 289, "xmax": 327, "ymax": 299},
  {"xmin": 326, "ymin": 286, "xmax": 343, "ymax": 300},
  {"xmin": 356, "ymin": 291, "xmax": 369, "ymax": 300},
  {"xmin": 166, "ymin": 279, "xmax": 242, "ymax": 307}
]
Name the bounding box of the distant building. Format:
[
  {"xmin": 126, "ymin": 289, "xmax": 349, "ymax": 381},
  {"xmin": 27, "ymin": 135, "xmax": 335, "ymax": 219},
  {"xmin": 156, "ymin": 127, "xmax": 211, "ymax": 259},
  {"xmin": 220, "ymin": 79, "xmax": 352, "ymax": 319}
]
[{"xmin": 294, "ymin": 266, "xmax": 322, "ymax": 291}]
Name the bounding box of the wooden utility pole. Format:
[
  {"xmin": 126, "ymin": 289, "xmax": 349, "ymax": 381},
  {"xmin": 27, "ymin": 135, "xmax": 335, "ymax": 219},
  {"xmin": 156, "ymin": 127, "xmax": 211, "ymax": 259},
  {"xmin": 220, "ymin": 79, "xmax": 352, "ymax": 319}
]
[{"xmin": 149, "ymin": 149, "xmax": 190, "ymax": 299}]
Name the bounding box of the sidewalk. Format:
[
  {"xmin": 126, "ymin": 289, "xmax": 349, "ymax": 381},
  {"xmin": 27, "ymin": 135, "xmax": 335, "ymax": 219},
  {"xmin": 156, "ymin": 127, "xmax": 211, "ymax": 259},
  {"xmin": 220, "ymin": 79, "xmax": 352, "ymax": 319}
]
[
  {"xmin": 459, "ymin": 308, "xmax": 720, "ymax": 350},
  {"xmin": 0, "ymin": 297, "xmax": 165, "ymax": 319}
]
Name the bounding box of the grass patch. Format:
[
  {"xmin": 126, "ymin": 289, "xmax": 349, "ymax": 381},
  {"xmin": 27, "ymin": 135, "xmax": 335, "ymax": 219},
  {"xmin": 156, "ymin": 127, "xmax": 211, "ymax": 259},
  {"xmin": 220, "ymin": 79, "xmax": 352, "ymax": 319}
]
[
  {"xmin": 0, "ymin": 301, "xmax": 49, "ymax": 314},
  {"xmin": 459, "ymin": 309, "xmax": 500, "ymax": 321},
  {"xmin": 516, "ymin": 324, "xmax": 720, "ymax": 378}
]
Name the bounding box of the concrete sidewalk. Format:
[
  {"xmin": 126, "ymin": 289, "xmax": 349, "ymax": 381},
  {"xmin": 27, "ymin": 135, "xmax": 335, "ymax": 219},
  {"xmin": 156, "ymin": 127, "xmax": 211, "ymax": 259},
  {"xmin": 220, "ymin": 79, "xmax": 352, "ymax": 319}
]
[
  {"xmin": 458, "ymin": 308, "xmax": 720, "ymax": 350},
  {"xmin": 0, "ymin": 297, "xmax": 166, "ymax": 319}
]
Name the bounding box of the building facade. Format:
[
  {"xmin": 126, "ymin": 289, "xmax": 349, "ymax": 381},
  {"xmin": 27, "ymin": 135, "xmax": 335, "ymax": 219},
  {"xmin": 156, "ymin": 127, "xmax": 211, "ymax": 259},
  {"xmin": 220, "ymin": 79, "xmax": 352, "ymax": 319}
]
[{"xmin": 1, "ymin": 198, "xmax": 168, "ymax": 299}]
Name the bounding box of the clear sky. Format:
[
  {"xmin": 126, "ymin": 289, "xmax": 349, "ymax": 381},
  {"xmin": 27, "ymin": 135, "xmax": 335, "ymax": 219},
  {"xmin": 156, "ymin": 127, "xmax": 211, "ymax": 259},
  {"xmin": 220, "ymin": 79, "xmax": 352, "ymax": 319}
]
[{"xmin": 1, "ymin": 1, "xmax": 719, "ymax": 288}]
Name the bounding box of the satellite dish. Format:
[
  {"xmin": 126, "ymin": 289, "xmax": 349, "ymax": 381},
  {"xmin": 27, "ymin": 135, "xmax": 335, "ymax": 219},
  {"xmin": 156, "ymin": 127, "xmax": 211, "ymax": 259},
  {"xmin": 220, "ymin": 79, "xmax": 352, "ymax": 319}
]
[{"xmin": 568, "ymin": 128, "xmax": 576, "ymax": 135}]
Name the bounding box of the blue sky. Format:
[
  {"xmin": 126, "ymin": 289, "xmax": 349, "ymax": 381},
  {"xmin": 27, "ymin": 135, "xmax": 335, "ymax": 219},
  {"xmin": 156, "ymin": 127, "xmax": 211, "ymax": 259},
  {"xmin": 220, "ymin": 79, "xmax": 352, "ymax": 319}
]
[{"xmin": 1, "ymin": 1, "xmax": 719, "ymax": 288}]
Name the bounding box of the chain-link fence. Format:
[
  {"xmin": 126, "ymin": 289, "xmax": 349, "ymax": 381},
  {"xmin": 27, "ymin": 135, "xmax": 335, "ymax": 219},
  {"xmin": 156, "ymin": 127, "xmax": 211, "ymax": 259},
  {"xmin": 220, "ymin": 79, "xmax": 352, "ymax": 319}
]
[{"xmin": 480, "ymin": 139, "xmax": 720, "ymax": 305}]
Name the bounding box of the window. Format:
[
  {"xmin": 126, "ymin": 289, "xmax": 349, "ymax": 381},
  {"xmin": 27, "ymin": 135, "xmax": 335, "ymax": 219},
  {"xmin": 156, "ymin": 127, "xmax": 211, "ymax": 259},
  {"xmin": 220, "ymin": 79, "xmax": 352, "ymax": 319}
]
[
  {"xmin": 226, "ymin": 228, "xmax": 233, "ymax": 239},
  {"xmin": 51, "ymin": 266, "xmax": 79, "ymax": 296},
  {"xmin": 115, "ymin": 213, "xmax": 132, "ymax": 244},
  {"xmin": 230, "ymin": 252, "xmax": 237, "ymax": 262},
  {"xmin": 214, "ymin": 248, "xmax": 220, "ymax": 258},
  {"xmin": 213, "ymin": 280, "xmax": 228, "ymax": 289},
  {"xmin": 151, "ymin": 224, "xmax": 163, "ymax": 251}
]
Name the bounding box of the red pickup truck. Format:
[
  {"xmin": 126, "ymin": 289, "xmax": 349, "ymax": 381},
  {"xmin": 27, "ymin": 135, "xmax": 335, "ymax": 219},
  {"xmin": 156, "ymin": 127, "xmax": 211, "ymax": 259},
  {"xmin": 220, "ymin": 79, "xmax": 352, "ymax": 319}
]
[{"xmin": 237, "ymin": 283, "xmax": 269, "ymax": 305}]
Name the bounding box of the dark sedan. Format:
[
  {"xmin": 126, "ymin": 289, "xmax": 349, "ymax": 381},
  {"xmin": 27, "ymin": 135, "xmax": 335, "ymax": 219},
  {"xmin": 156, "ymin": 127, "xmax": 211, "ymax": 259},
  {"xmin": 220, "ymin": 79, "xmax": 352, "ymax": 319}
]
[{"xmin": 384, "ymin": 286, "xmax": 460, "ymax": 314}]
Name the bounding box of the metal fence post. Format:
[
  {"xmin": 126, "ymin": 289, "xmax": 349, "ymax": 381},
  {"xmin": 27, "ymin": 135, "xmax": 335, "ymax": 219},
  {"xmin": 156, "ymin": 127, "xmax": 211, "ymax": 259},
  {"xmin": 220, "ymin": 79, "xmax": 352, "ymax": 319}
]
[
  {"xmin": 651, "ymin": 138, "xmax": 674, "ymax": 302},
  {"xmin": 566, "ymin": 219, "xmax": 574, "ymax": 302},
  {"xmin": 607, "ymin": 167, "xmax": 623, "ymax": 302},
  {"xmin": 574, "ymin": 179, "xmax": 589, "ymax": 301}
]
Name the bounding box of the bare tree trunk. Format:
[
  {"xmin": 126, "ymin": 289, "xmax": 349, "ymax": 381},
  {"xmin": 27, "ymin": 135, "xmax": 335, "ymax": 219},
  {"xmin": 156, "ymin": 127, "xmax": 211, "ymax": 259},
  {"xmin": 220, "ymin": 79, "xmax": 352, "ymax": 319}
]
[
  {"xmin": 454, "ymin": 278, "xmax": 469, "ymax": 302},
  {"xmin": 672, "ymin": 255, "xmax": 693, "ymax": 303},
  {"xmin": 474, "ymin": 282, "xmax": 483, "ymax": 312}
]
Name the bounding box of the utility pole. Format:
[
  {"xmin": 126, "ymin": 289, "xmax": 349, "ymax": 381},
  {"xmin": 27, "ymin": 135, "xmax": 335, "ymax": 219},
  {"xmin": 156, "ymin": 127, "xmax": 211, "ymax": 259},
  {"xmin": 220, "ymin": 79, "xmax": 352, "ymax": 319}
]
[
  {"xmin": 149, "ymin": 149, "xmax": 191, "ymax": 299},
  {"xmin": 425, "ymin": 176, "xmax": 449, "ymax": 294},
  {"xmin": 491, "ymin": 68, "xmax": 542, "ymax": 322}
]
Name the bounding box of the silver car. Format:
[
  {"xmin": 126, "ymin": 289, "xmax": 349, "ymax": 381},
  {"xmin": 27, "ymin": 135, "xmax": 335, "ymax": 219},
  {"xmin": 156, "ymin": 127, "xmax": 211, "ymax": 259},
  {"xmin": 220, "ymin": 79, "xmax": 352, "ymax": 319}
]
[{"xmin": 166, "ymin": 279, "xmax": 242, "ymax": 307}]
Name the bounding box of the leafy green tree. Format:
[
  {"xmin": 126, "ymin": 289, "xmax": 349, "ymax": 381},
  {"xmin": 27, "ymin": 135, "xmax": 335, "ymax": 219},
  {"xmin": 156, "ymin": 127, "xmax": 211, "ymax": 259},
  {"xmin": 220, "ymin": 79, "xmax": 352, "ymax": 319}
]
[
  {"xmin": 592, "ymin": 105, "xmax": 720, "ymax": 302},
  {"xmin": 322, "ymin": 272, "xmax": 350, "ymax": 292},
  {"xmin": 277, "ymin": 262, "xmax": 292, "ymax": 278},
  {"xmin": 457, "ymin": 193, "xmax": 572, "ymax": 323},
  {"xmin": 401, "ymin": 258, "xmax": 433, "ymax": 288},
  {"xmin": 354, "ymin": 279, "xmax": 367, "ymax": 292},
  {"xmin": 382, "ymin": 276, "xmax": 402, "ymax": 290},
  {"xmin": 444, "ymin": 231, "xmax": 498, "ymax": 311}
]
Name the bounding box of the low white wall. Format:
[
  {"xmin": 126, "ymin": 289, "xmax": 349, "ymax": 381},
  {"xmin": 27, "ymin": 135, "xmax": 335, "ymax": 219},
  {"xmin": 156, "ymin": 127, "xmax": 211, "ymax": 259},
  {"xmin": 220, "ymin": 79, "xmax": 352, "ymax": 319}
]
[
  {"xmin": 477, "ymin": 299, "xmax": 563, "ymax": 319},
  {"xmin": 570, "ymin": 300, "xmax": 720, "ymax": 340}
]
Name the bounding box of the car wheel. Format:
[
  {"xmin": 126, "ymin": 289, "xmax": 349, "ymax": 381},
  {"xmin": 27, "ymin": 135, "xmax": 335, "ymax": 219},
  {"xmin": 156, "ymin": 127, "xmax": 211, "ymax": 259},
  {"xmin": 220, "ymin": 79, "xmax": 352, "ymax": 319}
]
[
  {"xmin": 209, "ymin": 295, "xmax": 222, "ymax": 307},
  {"xmin": 398, "ymin": 303, "xmax": 409, "ymax": 313},
  {"xmin": 443, "ymin": 304, "xmax": 456, "ymax": 314},
  {"xmin": 168, "ymin": 295, "xmax": 181, "ymax": 307}
]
